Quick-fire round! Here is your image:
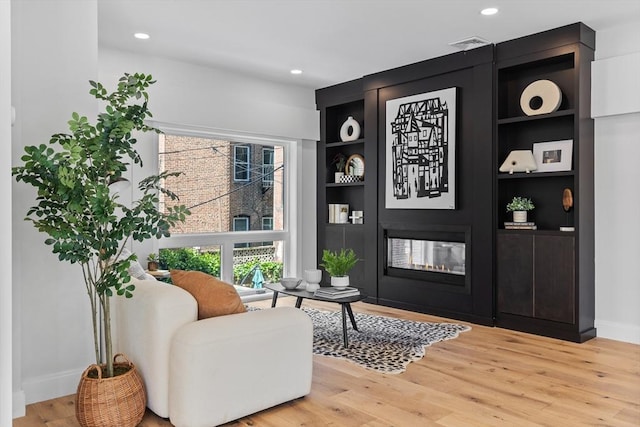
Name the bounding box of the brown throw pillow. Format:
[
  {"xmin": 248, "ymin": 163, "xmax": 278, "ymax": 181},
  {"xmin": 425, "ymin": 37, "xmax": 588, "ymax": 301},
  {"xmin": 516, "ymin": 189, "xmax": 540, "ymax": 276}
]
[{"xmin": 170, "ymin": 270, "xmax": 246, "ymax": 319}]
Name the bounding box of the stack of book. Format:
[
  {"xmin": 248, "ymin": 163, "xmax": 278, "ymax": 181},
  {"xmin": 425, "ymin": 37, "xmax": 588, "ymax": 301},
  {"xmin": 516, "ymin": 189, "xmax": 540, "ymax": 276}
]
[
  {"xmin": 504, "ymin": 221, "xmax": 537, "ymax": 230},
  {"xmin": 314, "ymin": 286, "xmax": 360, "ymax": 299},
  {"xmin": 328, "ymin": 203, "xmax": 349, "ymax": 223}
]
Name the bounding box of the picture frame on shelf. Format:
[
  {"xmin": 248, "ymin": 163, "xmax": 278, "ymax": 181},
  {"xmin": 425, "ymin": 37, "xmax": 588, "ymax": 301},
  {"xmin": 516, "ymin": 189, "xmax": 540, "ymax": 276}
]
[{"xmin": 533, "ymin": 139, "xmax": 573, "ymax": 173}]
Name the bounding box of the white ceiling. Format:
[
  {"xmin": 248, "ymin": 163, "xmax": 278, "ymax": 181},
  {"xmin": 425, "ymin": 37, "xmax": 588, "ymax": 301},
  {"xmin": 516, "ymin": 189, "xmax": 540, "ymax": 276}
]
[{"xmin": 98, "ymin": 0, "xmax": 640, "ymax": 90}]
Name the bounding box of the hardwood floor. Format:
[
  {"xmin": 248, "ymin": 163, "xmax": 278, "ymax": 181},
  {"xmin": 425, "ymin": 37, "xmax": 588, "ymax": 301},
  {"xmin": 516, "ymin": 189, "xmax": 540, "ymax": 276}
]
[{"xmin": 14, "ymin": 297, "xmax": 640, "ymax": 426}]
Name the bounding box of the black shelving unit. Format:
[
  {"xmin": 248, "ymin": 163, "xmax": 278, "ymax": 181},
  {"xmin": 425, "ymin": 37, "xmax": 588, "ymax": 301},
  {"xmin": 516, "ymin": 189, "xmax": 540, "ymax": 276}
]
[
  {"xmin": 494, "ymin": 23, "xmax": 596, "ymax": 342},
  {"xmin": 315, "ymin": 79, "xmax": 377, "ymax": 301}
]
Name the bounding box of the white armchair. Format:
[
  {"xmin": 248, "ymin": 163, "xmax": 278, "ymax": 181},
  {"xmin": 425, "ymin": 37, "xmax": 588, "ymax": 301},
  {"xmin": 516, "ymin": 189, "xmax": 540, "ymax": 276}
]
[{"xmin": 114, "ymin": 279, "xmax": 313, "ymax": 427}]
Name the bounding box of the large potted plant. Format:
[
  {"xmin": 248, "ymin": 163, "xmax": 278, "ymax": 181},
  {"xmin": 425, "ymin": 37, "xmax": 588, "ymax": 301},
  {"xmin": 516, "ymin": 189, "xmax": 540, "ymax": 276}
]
[
  {"xmin": 12, "ymin": 73, "xmax": 190, "ymax": 426},
  {"xmin": 320, "ymin": 248, "xmax": 359, "ymax": 289}
]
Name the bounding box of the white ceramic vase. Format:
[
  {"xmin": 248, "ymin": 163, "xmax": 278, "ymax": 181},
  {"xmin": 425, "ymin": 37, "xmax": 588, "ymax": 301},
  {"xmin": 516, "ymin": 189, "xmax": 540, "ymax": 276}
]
[
  {"xmin": 330, "ymin": 275, "xmax": 349, "ymax": 289},
  {"xmin": 339, "ymin": 116, "xmax": 361, "ymax": 142},
  {"xmin": 335, "ymin": 171, "xmax": 345, "ymax": 183},
  {"xmin": 304, "ymin": 269, "xmax": 322, "ymax": 292},
  {"xmin": 513, "ymin": 210, "xmax": 528, "ymax": 223}
]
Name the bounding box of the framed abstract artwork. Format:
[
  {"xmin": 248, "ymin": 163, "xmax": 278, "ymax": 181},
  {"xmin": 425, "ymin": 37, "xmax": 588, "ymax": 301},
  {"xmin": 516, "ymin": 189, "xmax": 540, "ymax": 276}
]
[{"xmin": 385, "ymin": 87, "xmax": 457, "ymax": 209}]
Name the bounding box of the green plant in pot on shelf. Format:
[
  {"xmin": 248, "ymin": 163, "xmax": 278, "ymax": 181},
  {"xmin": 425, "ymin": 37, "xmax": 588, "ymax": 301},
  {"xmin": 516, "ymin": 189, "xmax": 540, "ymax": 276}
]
[
  {"xmin": 506, "ymin": 196, "xmax": 535, "ymax": 223},
  {"xmin": 320, "ymin": 248, "xmax": 359, "ymax": 288},
  {"xmin": 12, "ymin": 73, "xmax": 190, "ymax": 427},
  {"xmin": 331, "ymin": 153, "xmax": 347, "ymax": 183}
]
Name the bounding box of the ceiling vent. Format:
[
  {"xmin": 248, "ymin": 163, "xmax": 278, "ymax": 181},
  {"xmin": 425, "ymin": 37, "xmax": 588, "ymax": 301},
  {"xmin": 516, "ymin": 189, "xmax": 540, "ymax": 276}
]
[{"xmin": 448, "ymin": 36, "xmax": 491, "ymax": 51}]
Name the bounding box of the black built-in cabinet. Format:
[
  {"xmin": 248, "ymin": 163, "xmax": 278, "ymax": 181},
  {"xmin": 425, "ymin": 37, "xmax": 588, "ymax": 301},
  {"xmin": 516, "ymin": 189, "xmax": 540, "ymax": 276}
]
[
  {"xmin": 315, "ymin": 23, "xmax": 595, "ymax": 342},
  {"xmin": 316, "ymin": 79, "xmax": 377, "ymax": 301},
  {"xmin": 494, "ymin": 23, "xmax": 595, "ymax": 342}
]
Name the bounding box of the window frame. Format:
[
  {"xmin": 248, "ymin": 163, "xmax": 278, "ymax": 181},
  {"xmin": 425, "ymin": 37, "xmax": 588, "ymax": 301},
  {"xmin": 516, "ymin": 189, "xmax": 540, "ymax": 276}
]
[{"xmin": 151, "ymin": 123, "xmax": 299, "ymax": 285}]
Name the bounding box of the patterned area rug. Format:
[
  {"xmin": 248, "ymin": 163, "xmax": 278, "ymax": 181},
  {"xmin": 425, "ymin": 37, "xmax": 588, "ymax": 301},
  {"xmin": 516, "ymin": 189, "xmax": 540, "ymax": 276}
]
[{"xmin": 300, "ymin": 307, "xmax": 470, "ymax": 374}]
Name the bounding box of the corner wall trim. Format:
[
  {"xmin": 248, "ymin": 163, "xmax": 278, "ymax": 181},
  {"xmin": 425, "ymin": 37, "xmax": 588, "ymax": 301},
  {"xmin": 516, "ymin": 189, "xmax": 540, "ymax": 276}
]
[
  {"xmin": 12, "ymin": 390, "xmax": 25, "ymax": 419},
  {"xmin": 595, "ymin": 319, "xmax": 640, "ymax": 344},
  {"xmin": 21, "ymin": 368, "xmax": 84, "ymax": 407}
]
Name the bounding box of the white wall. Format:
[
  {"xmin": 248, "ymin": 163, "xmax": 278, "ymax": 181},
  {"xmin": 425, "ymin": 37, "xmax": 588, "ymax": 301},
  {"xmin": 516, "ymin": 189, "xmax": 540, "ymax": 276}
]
[
  {"xmin": 1, "ymin": 1, "xmax": 13, "ymax": 424},
  {"xmin": 11, "ymin": 0, "xmax": 100, "ymax": 415},
  {"xmin": 592, "ymin": 20, "xmax": 640, "ymax": 344},
  {"xmin": 98, "ymin": 49, "xmax": 318, "ymax": 141}
]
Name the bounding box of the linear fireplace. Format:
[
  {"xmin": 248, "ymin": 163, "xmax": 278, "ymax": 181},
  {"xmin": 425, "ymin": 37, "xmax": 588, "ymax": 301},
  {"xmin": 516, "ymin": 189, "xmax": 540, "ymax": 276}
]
[{"xmin": 383, "ymin": 227, "xmax": 470, "ymax": 291}]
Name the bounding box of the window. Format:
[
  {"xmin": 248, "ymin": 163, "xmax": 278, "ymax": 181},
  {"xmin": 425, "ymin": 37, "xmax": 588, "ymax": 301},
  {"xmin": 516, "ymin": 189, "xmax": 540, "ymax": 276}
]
[
  {"xmin": 156, "ymin": 130, "xmax": 292, "ymax": 288},
  {"xmin": 262, "ymin": 216, "xmax": 274, "ymax": 247},
  {"xmin": 233, "ymin": 216, "xmax": 250, "ymax": 232},
  {"xmin": 234, "ymin": 145, "xmax": 250, "ymax": 182},
  {"xmin": 262, "ymin": 147, "xmax": 274, "ymax": 188},
  {"xmin": 262, "ymin": 216, "xmax": 273, "ymax": 231},
  {"xmin": 233, "ymin": 216, "xmax": 250, "ymax": 248}
]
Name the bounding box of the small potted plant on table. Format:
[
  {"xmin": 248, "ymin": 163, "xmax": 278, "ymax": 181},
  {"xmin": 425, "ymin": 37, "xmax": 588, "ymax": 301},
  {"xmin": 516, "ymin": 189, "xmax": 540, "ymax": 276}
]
[
  {"xmin": 320, "ymin": 248, "xmax": 359, "ymax": 289},
  {"xmin": 147, "ymin": 253, "xmax": 160, "ymax": 271},
  {"xmin": 507, "ymin": 196, "xmax": 535, "ymax": 223}
]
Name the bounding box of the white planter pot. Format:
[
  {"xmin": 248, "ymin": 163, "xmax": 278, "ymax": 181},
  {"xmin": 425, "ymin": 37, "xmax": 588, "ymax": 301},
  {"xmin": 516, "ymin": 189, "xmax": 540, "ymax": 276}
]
[
  {"xmin": 334, "ymin": 172, "xmax": 345, "ymax": 183},
  {"xmin": 330, "ymin": 275, "xmax": 349, "ymax": 289},
  {"xmin": 513, "ymin": 210, "xmax": 528, "ymax": 223}
]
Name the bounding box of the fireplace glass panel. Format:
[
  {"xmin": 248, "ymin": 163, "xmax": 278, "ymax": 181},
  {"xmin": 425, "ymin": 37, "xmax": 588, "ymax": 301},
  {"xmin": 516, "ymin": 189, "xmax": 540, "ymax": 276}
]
[{"xmin": 387, "ymin": 238, "xmax": 465, "ymax": 276}]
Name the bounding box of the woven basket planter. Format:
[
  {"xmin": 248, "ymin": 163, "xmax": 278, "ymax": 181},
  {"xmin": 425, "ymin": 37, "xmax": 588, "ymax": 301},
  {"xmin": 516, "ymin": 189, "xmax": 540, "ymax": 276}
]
[{"xmin": 75, "ymin": 353, "xmax": 146, "ymax": 427}]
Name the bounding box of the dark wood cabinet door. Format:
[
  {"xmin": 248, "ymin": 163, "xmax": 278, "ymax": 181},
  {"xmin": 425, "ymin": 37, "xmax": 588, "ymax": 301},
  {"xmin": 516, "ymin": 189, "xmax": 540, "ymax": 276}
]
[
  {"xmin": 322, "ymin": 225, "xmax": 365, "ymax": 289},
  {"xmin": 534, "ymin": 235, "xmax": 575, "ymax": 323},
  {"xmin": 497, "ymin": 233, "xmax": 534, "ymax": 317}
]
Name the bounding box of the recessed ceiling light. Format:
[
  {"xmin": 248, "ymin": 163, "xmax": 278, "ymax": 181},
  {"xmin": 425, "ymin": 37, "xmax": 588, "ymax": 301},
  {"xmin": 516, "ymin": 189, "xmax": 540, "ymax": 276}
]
[
  {"xmin": 480, "ymin": 7, "xmax": 498, "ymax": 16},
  {"xmin": 290, "ymin": 69, "xmax": 303, "ymax": 75},
  {"xmin": 134, "ymin": 33, "xmax": 150, "ymax": 40}
]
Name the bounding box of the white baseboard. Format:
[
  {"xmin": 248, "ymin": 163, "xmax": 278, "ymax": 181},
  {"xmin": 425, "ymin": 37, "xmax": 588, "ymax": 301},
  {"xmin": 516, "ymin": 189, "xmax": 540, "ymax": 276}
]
[
  {"xmin": 22, "ymin": 368, "xmax": 84, "ymax": 406},
  {"xmin": 12, "ymin": 390, "xmax": 25, "ymax": 419},
  {"xmin": 595, "ymin": 319, "xmax": 640, "ymax": 345}
]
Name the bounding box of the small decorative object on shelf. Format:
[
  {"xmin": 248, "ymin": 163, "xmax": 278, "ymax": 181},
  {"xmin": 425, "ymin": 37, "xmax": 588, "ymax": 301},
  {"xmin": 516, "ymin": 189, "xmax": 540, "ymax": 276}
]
[
  {"xmin": 320, "ymin": 248, "xmax": 360, "ymax": 289},
  {"xmin": 499, "ymin": 150, "xmax": 537, "ymax": 174},
  {"xmin": 533, "ymin": 140, "xmax": 573, "ymax": 173},
  {"xmin": 506, "ymin": 196, "xmax": 535, "ymax": 223},
  {"xmin": 328, "ymin": 204, "xmax": 350, "ymax": 223},
  {"xmin": 519, "ymin": 79, "xmax": 562, "ymax": 116},
  {"xmin": 339, "ymin": 116, "xmax": 361, "ymax": 142},
  {"xmin": 339, "ymin": 174, "xmax": 362, "ymax": 183},
  {"xmin": 331, "ymin": 152, "xmax": 346, "ymax": 183},
  {"xmin": 560, "ymin": 188, "xmax": 575, "ymax": 232},
  {"xmin": 504, "ymin": 222, "xmax": 537, "ymax": 230},
  {"xmin": 349, "ymin": 210, "xmax": 364, "ymax": 224}
]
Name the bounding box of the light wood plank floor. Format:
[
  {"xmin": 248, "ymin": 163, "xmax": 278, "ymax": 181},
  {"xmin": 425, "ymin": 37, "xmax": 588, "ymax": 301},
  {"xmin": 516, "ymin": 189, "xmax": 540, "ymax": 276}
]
[{"xmin": 14, "ymin": 297, "xmax": 640, "ymax": 427}]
